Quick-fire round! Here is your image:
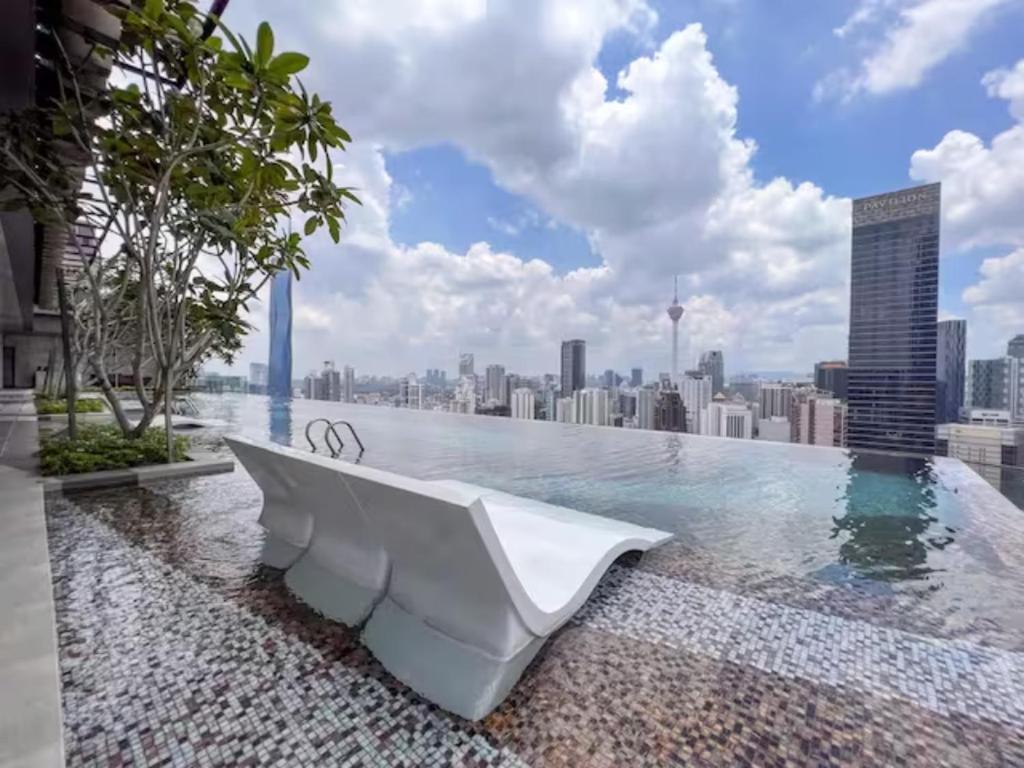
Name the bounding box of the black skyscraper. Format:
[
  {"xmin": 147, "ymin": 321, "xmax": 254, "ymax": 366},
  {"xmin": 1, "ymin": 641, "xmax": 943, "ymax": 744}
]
[
  {"xmin": 847, "ymin": 183, "xmax": 940, "ymax": 456},
  {"xmin": 935, "ymin": 319, "xmax": 966, "ymax": 425},
  {"xmin": 560, "ymin": 339, "xmax": 586, "ymax": 396}
]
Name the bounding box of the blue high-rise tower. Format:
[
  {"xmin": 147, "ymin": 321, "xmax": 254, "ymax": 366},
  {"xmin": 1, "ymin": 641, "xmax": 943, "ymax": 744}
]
[{"xmin": 267, "ymin": 270, "xmax": 293, "ymax": 398}]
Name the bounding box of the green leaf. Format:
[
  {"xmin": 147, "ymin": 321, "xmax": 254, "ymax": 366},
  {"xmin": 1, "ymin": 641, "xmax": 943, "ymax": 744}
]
[
  {"xmin": 256, "ymin": 22, "xmax": 274, "ymax": 67},
  {"xmin": 143, "ymin": 0, "xmax": 165, "ymax": 20},
  {"xmin": 327, "ymin": 216, "xmax": 340, "ymax": 243},
  {"xmin": 268, "ymin": 52, "xmax": 309, "ymax": 76},
  {"xmin": 304, "ymin": 216, "xmax": 318, "ymax": 236}
]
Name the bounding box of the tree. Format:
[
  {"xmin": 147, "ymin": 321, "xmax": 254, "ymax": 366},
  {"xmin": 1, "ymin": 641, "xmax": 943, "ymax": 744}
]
[{"xmin": 0, "ymin": 0, "xmax": 357, "ymax": 460}]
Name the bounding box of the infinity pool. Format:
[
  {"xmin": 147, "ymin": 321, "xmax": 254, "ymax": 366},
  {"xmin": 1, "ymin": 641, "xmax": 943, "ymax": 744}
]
[{"xmin": 185, "ymin": 393, "xmax": 1024, "ymax": 645}]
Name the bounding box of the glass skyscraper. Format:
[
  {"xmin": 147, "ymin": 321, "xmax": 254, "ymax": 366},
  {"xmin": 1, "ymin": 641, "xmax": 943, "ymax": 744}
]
[
  {"xmin": 847, "ymin": 183, "xmax": 940, "ymax": 456},
  {"xmin": 935, "ymin": 319, "xmax": 966, "ymax": 425},
  {"xmin": 560, "ymin": 339, "xmax": 586, "ymax": 396},
  {"xmin": 698, "ymin": 350, "xmax": 724, "ymax": 396},
  {"xmin": 267, "ymin": 270, "xmax": 293, "ymax": 399}
]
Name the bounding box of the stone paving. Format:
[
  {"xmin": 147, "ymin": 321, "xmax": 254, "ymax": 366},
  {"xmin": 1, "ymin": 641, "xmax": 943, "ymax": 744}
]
[
  {"xmin": 576, "ymin": 565, "xmax": 1024, "ymax": 727},
  {"xmin": 47, "ymin": 479, "xmax": 1024, "ymax": 767},
  {"xmin": 0, "ymin": 389, "xmax": 64, "ymax": 768}
]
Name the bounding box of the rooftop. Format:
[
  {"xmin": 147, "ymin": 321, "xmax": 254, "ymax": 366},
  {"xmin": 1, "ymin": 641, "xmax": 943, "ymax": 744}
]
[{"xmin": 42, "ymin": 395, "xmax": 1024, "ymax": 766}]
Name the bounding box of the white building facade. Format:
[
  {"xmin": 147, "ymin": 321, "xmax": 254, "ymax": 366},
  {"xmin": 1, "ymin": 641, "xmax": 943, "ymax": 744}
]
[{"xmin": 510, "ymin": 388, "xmax": 536, "ymax": 420}]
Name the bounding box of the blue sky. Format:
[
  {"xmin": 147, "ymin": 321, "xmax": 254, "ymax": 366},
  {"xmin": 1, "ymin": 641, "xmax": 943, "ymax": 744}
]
[{"xmin": 223, "ymin": 0, "xmax": 1024, "ymax": 378}]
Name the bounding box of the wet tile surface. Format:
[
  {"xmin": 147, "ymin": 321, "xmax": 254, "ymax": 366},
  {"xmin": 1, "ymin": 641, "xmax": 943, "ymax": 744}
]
[{"xmin": 47, "ymin": 474, "xmax": 1024, "ymax": 767}]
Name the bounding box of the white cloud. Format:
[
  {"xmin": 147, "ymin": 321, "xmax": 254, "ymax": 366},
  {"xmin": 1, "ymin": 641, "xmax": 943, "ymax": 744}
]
[
  {"xmin": 983, "ymin": 59, "xmax": 1024, "ymax": 120},
  {"xmin": 215, "ymin": 0, "xmax": 853, "ymax": 376},
  {"xmin": 820, "ymin": 0, "xmax": 1010, "ymax": 100},
  {"xmin": 961, "ymin": 248, "xmax": 1024, "ymax": 352},
  {"xmin": 909, "ymin": 59, "xmax": 1024, "ymax": 249},
  {"xmin": 217, "ymin": 1, "xmax": 1023, "ymax": 377},
  {"xmin": 963, "ymin": 247, "xmax": 1024, "ymax": 306}
]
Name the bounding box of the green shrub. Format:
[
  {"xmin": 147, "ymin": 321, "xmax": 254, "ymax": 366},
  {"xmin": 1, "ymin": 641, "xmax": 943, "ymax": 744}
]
[
  {"xmin": 35, "ymin": 397, "xmax": 105, "ymax": 415},
  {"xmin": 39, "ymin": 425, "xmax": 189, "ymax": 476}
]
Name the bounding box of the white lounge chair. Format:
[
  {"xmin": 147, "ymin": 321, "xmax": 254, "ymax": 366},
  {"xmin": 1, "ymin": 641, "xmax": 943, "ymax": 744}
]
[
  {"xmin": 224, "ymin": 436, "xmax": 389, "ymax": 624},
  {"xmin": 340, "ymin": 471, "xmax": 672, "ymax": 720}
]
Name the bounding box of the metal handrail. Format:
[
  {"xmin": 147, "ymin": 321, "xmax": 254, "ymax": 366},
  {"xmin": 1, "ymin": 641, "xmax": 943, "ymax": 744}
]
[
  {"xmin": 330, "ymin": 420, "xmax": 365, "ymax": 454},
  {"xmin": 304, "ymin": 418, "xmax": 344, "ymax": 456}
]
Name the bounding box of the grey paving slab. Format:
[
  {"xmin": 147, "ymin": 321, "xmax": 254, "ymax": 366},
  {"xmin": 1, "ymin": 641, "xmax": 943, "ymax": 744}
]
[{"xmin": 0, "ymin": 391, "xmax": 64, "ymax": 768}]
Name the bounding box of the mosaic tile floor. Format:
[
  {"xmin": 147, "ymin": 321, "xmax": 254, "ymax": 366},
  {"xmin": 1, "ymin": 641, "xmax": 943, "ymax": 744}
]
[{"xmin": 47, "ymin": 478, "xmax": 1024, "ymax": 767}]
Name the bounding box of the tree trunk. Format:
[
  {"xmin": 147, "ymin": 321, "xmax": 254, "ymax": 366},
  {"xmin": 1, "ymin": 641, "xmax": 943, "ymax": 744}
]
[
  {"xmin": 163, "ymin": 364, "xmax": 175, "ymax": 463},
  {"xmin": 55, "ymin": 270, "xmax": 77, "ymax": 440}
]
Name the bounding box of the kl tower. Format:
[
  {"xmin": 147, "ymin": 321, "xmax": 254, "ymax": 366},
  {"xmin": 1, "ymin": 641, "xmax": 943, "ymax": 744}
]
[{"xmin": 667, "ymin": 275, "xmax": 684, "ymax": 384}]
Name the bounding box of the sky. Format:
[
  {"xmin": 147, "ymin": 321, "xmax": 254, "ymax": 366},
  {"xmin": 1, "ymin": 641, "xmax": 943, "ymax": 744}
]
[{"xmin": 212, "ymin": 0, "xmax": 1024, "ymax": 380}]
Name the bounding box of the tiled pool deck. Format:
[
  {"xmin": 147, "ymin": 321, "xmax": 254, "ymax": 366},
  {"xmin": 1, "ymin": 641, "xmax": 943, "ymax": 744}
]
[{"xmin": 47, "ymin": 464, "xmax": 1024, "ymax": 767}]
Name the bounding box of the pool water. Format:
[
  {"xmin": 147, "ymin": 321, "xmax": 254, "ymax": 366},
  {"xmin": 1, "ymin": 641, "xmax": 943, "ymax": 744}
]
[{"xmin": 184, "ymin": 393, "xmax": 1024, "ymax": 648}]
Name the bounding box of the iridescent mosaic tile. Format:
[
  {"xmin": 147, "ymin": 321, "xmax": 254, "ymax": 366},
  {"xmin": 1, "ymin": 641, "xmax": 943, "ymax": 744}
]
[{"xmin": 46, "ymin": 476, "xmax": 1024, "ymax": 767}]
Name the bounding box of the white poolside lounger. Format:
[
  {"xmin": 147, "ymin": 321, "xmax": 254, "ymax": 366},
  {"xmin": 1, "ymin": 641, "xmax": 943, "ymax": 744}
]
[
  {"xmin": 224, "ymin": 436, "xmax": 389, "ymax": 625},
  {"xmin": 341, "ymin": 471, "xmax": 672, "ymax": 720}
]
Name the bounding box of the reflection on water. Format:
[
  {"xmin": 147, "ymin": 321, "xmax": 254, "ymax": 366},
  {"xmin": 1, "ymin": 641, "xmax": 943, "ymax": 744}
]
[
  {"xmin": 965, "ymin": 462, "xmax": 1024, "ymax": 511},
  {"xmin": 268, "ymin": 397, "xmax": 292, "ymax": 447},
  {"xmin": 831, "ymin": 454, "xmax": 956, "ymax": 582}
]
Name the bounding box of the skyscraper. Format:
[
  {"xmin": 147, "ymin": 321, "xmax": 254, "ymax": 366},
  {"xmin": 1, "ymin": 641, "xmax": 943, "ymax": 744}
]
[
  {"xmin": 847, "ymin": 183, "xmax": 940, "ymax": 456},
  {"xmin": 667, "ymin": 276, "xmax": 684, "ymax": 383},
  {"xmin": 572, "ymin": 387, "xmax": 609, "ymax": 426},
  {"xmin": 321, "ymin": 361, "xmax": 341, "ymax": 401},
  {"xmin": 813, "ymin": 361, "xmax": 848, "ymax": 400},
  {"xmin": 459, "ymin": 353, "xmax": 474, "ymax": 377},
  {"xmin": 485, "ymin": 364, "xmax": 506, "ymax": 404},
  {"xmin": 511, "ymin": 388, "xmax": 535, "ymax": 420},
  {"xmin": 267, "ymin": 271, "xmax": 292, "ymax": 398},
  {"xmin": 248, "ymin": 362, "xmax": 268, "ymax": 394},
  {"xmin": 630, "ymin": 367, "xmax": 643, "ymax": 388},
  {"xmin": 699, "ymin": 350, "xmax": 724, "ymax": 395},
  {"xmin": 343, "ymin": 365, "xmax": 355, "ymax": 403},
  {"xmin": 680, "ymin": 374, "xmax": 711, "ymax": 434},
  {"xmin": 1009, "ymin": 335, "xmax": 1024, "ymax": 360},
  {"xmin": 560, "ymin": 339, "xmax": 586, "ymax": 395},
  {"xmin": 967, "ymin": 357, "xmax": 1019, "ymax": 414},
  {"xmin": 655, "ymin": 391, "xmax": 685, "ymax": 432},
  {"xmin": 935, "ymin": 319, "xmax": 966, "ymax": 424},
  {"xmin": 759, "ymin": 383, "xmax": 794, "ymax": 420},
  {"xmin": 637, "ymin": 389, "xmax": 657, "ymax": 430}
]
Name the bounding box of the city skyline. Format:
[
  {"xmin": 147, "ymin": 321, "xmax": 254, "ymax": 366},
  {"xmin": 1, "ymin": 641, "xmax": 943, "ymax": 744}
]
[{"xmin": 209, "ymin": 2, "xmax": 1024, "ymax": 381}]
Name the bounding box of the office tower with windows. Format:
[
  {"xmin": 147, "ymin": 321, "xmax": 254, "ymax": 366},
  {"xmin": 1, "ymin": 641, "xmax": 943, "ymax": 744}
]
[
  {"xmin": 699, "ymin": 350, "xmax": 724, "ymax": 395},
  {"xmin": 630, "ymin": 367, "xmax": 643, "ymax": 387},
  {"xmin": 1009, "ymin": 335, "xmax": 1024, "ymax": 360},
  {"xmin": 560, "ymin": 339, "xmax": 586, "ymax": 395},
  {"xmin": 320, "ymin": 361, "xmax": 341, "ymax": 401},
  {"xmin": 267, "ymin": 271, "xmax": 293, "ymax": 398},
  {"xmin": 935, "ymin": 319, "xmax": 966, "ymax": 424},
  {"xmin": 399, "ymin": 373, "xmax": 422, "ymax": 409},
  {"xmin": 343, "ymin": 365, "xmax": 355, "ymax": 403},
  {"xmin": 248, "ymin": 362, "xmax": 269, "ymax": 394},
  {"xmin": 655, "ymin": 391, "xmax": 685, "ymax": 432},
  {"xmin": 572, "ymin": 387, "xmax": 609, "ymax": 426},
  {"xmin": 680, "ymin": 374, "xmax": 711, "ymax": 434},
  {"xmin": 511, "ymin": 388, "xmax": 536, "ymax": 420},
  {"xmin": 504, "ymin": 373, "xmax": 519, "ymax": 407},
  {"xmin": 637, "ymin": 389, "xmax": 657, "ymax": 430},
  {"xmin": 813, "ymin": 361, "xmax": 848, "ymax": 400},
  {"xmin": 759, "ymin": 383, "xmax": 794, "ymax": 420},
  {"xmin": 847, "ymin": 183, "xmax": 940, "ymax": 455},
  {"xmin": 967, "ymin": 357, "xmax": 1020, "ymax": 421},
  {"xmin": 485, "ymin": 364, "xmax": 506, "ymax": 405}
]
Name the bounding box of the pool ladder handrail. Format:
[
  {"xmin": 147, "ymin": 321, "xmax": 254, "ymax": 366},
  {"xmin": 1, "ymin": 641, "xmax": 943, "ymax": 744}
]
[
  {"xmin": 303, "ymin": 418, "xmax": 365, "ymax": 460},
  {"xmin": 330, "ymin": 420, "xmax": 366, "ymax": 455}
]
